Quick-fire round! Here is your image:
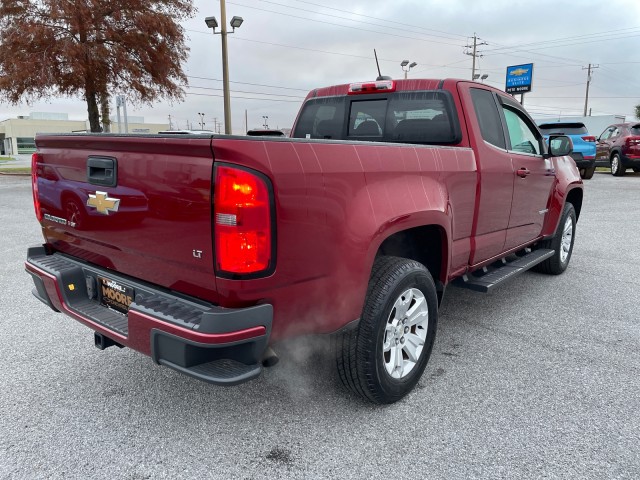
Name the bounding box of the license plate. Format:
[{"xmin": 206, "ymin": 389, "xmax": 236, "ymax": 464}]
[{"xmin": 98, "ymin": 276, "xmax": 134, "ymax": 314}]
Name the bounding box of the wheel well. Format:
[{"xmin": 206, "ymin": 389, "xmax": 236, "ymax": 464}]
[
  {"xmin": 376, "ymin": 225, "xmax": 446, "ymax": 296},
  {"xmin": 566, "ymin": 188, "xmax": 583, "ymax": 221}
]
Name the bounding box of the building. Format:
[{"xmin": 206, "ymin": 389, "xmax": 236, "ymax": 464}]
[
  {"xmin": 0, "ymin": 113, "xmax": 168, "ymax": 155},
  {"xmin": 535, "ymin": 115, "xmax": 627, "ymax": 137}
]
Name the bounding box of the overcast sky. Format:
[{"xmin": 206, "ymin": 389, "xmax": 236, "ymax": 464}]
[{"xmin": 2, "ymin": 0, "xmax": 639, "ymax": 133}]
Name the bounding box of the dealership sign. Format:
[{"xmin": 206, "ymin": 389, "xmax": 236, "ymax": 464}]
[{"xmin": 505, "ymin": 63, "xmax": 534, "ymax": 94}]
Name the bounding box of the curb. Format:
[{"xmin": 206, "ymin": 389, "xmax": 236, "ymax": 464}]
[{"xmin": 0, "ymin": 172, "xmax": 31, "ymax": 177}]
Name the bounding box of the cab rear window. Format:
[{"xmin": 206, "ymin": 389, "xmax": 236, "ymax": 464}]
[{"xmin": 292, "ymin": 91, "xmax": 461, "ymax": 145}]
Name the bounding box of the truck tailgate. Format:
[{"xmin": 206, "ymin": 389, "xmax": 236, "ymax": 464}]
[{"xmin": 34, "ymin": 134, "xmax": 219, "ymax": 303}]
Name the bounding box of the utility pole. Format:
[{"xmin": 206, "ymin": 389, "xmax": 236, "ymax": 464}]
[
  {"xmin": 583, "ymin": 63, "xmax": 599, "ymax": 117},
  {"xmin": 465, "ymin": 33, "xmax": 487, "ymax": 80},
  {"xmin": 116, "ymin": 95, "xmax": 129, "ymax": 133},
  {"xmin": 168, "ymin": 114, "xmax": 173, "ymax": 130}
]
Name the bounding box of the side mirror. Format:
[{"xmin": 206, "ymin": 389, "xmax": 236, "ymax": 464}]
[{"xmin": 546, "ymin": 134, "xmax": 573, "ymax": 157}]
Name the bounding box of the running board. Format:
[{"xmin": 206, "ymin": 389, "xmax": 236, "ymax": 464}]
[{"xmin": 453, "ymin": 249, "xmax": 554, "ymax": 293}]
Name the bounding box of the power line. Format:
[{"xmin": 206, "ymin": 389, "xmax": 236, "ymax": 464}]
[
  {"xmin": 185, "ymin": 92, "xmax": 302, "ymax": 103},
  {"xmin": 187, "ymin": 75, "xmax": 309, "ymax": 92},
  {"xmin": 483, "ymin": 27, "xmax": 640, "ymax": 54},
  {"xmin": 225, "ymin": 1, "xmax": 465, "ymax": 47},
  {"xmin": 187, "ymin": 84, "xmax": 306, "ymax": 99},
  {"xmin": 292, "ymin": 0, "xmax": 467, "ymax": 38}
]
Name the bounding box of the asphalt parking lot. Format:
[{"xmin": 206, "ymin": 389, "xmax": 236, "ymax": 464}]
[{"xmin": 1, "ymin": 171, "xmax": 639, "ymax": 479}]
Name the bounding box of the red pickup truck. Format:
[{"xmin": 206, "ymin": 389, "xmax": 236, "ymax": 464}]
[{"xmin": 26, "ymin": 78, "xmax": 583, "ymax": 403}]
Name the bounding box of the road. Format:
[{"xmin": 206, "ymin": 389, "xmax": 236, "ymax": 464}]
[{"xmin": 1, "ymin": 172, "xmax": 639, "ymax": 479}]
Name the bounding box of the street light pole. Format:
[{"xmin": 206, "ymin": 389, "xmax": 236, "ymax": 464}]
[
  {"xmin": 205, "ymin": 3, "xmax": 243, "ymax": 136},
  {"xmin": 400, "ymin": 60, "xmax": 417, "ymax": 79},
  {"xmin": 220, "ymin": 1, "xmax": 231, "ymax": 134}
]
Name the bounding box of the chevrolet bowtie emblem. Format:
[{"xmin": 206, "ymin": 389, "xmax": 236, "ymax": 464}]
[{"xmin": 87, "ymin": 191, "xmax": 120, "ymax": 215}]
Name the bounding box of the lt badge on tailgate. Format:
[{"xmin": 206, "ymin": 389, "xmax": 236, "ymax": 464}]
[{"xmin": 87, "ymin": 191, "xmax": 120, "ymax": 215}]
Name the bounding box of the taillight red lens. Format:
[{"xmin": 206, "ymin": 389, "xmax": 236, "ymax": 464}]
[
  {"xmin": 581, "ymin": 136, "xmax": 596, "ymax": 142},
  {"xmin": 214, "ymin": 165, "xmax": 272, "ymax": 275},
  {"xmin": 31, "ymin": 153, "xmax": 43, "ymax": 221},
  {"xmin": 625, "ymin": 136, "xmax": 640, "ymax": 146}
]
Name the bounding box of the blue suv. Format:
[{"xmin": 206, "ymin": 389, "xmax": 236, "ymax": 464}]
[{"xmin": 538, "ymin": 122, "xmax": 597, "ymax": 179}]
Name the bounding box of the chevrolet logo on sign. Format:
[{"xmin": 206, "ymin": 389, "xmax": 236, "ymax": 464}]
[{"xmin": 87, "ymin": 191, "xmax": 120, "ymax": 215}]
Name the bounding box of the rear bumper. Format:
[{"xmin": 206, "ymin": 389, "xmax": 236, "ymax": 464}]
[
  {"xmin": 621, "ymin": 154, "xmax": 640, "ymax": 168},
  {"xmin": 25, "ymin": 246, "xmax": 272, "ymax": 386},
  {"xmin": 570, "ymin": 153, "xmax": 595, "ymax": 169}
]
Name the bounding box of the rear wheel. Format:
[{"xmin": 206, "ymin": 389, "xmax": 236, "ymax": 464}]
[
  {"xmin": 581, "ymin": 166, "xmax": 595, "ymax": 179},
  {"xmin": 335, "ymin": 256, "xmax": 438, "ymax": 404},
  {"xmin": 533, "ymin": 202, "xmax": 576, "ymax": 275},
  {"xmin": 611, "ymin": 154, "xmax": 625, "ymax": 176}
]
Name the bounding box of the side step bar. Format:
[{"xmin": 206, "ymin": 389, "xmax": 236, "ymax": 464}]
[{"xmin": 453, "ymin": 248, "xmax": 554, "ymax": 293}]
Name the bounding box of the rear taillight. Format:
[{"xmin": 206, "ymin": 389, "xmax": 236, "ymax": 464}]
[
  {"xmin": 214, "ymin": 165, "xmax": 273, "ymax": 276},
  {"xmin": 31, "ymin": 153, "xmax": 43, "ymax": 221},
  {"xmin": 625, "ymin": 136, "xmax": 640, "ymax": 146},
  {"xmin": 581, "ymin": 136, "xmax": 596, "ymax": 142}
]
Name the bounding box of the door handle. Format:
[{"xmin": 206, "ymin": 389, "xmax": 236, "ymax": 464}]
[
  {"xmin": 516, "ymin": 168, "xmax": 530, "ymax": 178},
  {"xmin": 87, "ymin": 156, "xmax": 117, "ymax": 187}
]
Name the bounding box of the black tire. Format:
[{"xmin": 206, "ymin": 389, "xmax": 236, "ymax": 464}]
[
  {"xmin": 582, "ymin": 166, "xmax": 595, "ymax": 180},
  {"xmin": 335, "ymin": 256, "xmax": 438, "ymax": 404},
  {"xmin": 633, "ymin": 167, "xmax": 640, "ymax": 173},
  {"xmin": 611, "ymin": 153, "xmax": 625, "ymax": 176},
  {"xmin": 533, "ymin": 202, "xmax": 576, "ymax": 275}
]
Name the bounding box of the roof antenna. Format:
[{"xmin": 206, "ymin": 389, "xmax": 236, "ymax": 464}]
[{"xmin": 374, "ymin": 49, "xmax": 391, "ymax": 81}]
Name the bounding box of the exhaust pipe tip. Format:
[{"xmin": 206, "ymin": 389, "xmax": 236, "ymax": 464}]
[{"xmin": 261, "ymin": 346, "xmax": 279, "ymax": 368}]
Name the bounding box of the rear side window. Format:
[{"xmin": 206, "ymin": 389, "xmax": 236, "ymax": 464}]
[
  {"xmin": 470, "ymin": 88, "xmax": 506, "ymax": 149},
  {"xmin": 292, "ymin": 90, "xmax": 460, "ymax": 144},
  {"xmin": 630, "ymin": 125, "xmax": 640, "ymax": 135},
  {"xmin": 538, "ymin": 123, "xmax": 588, "ymax": 135},
  {"xmin": 292, "ymin": 97, "xmax": 345, "ymax": 139}
]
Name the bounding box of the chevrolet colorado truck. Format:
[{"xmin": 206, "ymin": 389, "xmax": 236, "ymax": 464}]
[{"xmin": 26, "ymin": 78, "xmax": 583, "ymax": 404}]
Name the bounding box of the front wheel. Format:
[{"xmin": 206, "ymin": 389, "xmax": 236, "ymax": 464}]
[
  {"xmin": 335, "ymin": 256, "xmax": 438, "ymax": 404},
  {"xmin": 533, "ymin": 202, "xmax": 576, "ymax": 275},
  {"xmin": 611, "ymin": 154, "xmax": 625, "ymax": 176}
]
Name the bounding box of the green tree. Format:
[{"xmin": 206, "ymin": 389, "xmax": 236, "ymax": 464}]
[{"xmin": 0, "ymin": 0, "xmax": 194, "ymax": 132}]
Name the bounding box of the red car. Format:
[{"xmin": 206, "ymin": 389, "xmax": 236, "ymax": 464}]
[{"xmin": 595, "ymin": 123, "xmax": 640, "ymax": 176}]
